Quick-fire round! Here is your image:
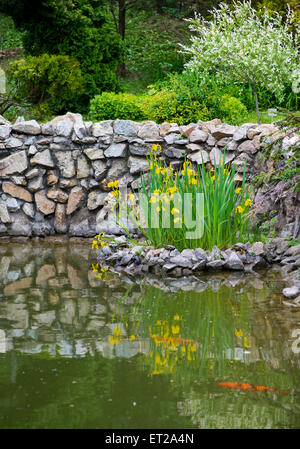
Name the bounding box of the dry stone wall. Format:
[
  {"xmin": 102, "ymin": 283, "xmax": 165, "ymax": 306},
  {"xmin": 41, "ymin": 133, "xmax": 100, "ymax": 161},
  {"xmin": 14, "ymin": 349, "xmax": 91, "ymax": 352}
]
[{"xmin": 0, "ymin": 112, "xmax": 297, "ymax": 238}]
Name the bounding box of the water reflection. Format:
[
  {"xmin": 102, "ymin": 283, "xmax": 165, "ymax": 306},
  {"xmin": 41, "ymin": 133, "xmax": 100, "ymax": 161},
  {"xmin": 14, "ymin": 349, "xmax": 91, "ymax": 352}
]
[{"xmin": 0, "ymin": 242, "xmax": 300, "ymax": 428}]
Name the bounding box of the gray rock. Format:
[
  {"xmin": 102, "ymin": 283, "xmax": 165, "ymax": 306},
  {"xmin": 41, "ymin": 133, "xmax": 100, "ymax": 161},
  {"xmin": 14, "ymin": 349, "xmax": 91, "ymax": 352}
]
[
  {"xmin": 250, "ymin": 241, "xmax": 265, "ymax": 256},
  {"xmin": 77, "ymin": 155, "xmax": 90, "ymax": 178},
  {"xmin": 92, "ymin": 120, "xmax": 114, "ymax": 137},
  {"xmin": 169, "ymin": 256, "xmax": 192, "ymax": 268},
  {"xmin": 285, "ymin": 244, "xmax": 300, "ymax": 257},
  {"xmin": 225, "ymin": 252, "xmax": 244, "ymax": 270},
  {"xmin": 87, "ymin": 191, "xmax": 108, "ymax": 210},
  {"xmin": 55, "ymin": 151, "xmax": 75, "ymax": 178},
  {"xmin": 0, "ymin": 115, "xmax": 10, "ymax": 126},
  {"xmin": 104, "ymin": 143, "xmax": 127, "ymax": 158},
  {"xmin": 32, "ymin": 221, "xmax": 53, "ymax": 236},
  {"xmin": 6, "ymin": 196, "xmax": 19, "ymax": 211},
  {"xmin": 41, "ymin": 122, "xmax": 55, "ymax": 135},
  {"xmin": 12, "ymin": 119, "xmax": 41, "ymax": 135},
  {"xmin": 69, "ymin": 207, "xmax": 96, "ymax": 236},
  {"xmin": 54, "ymin": 117, "xmax": 74, "ymax": 137},
  {"xmin": 128, "ymin": 156, "xmax": 149, "ymax": 175},
  {"xmin": 280, "ymin": 223, "xmax": 294, "ymax": 239},
  {"xmin": 206, "ymin": 260, "xmax": 225, "ymax": 270},
  {"xmin": 210, "ymin": 147, "xmax": 235, "ymax": 166},
  {"xmin": 84, "ymin": 148, "xmax": 105, "ymax": 160},
  {"xmin": 233, "ymin": 124, "xmax": 254, "ymax": 141},
  {"xmin": 238, "ymin": 139, "xmax": 257, "ymax": 154},
  {"xmin": 0, "ymin": 125, "xmax": 11, "ymax": 140},
  {"xmin": 28, "ymin": 176, "xmax": 43, "ymax": 192},
  {"xmin": 31, "ymin": 149, "xmax": 54, "ymax": 168},
  {"xmin": 211, "ymin": 124, "xmax": 236, "ymax": 139},
  {"xmin": 68, "ymin": 112, "xmax": 86, "ymax": 139},
  {"xmin": 216, "ymin": 137, "xmax": 231, "ymax": 147},
  {"xmin": 5, "ymin": 137, "xmax": 23, "ymax": 148},
  {"xmin": 164, "ymin": 147, "xmax": 186, "ymax": 159},
  {"xmin": 28, "ymin": 144, "xmax": 38, "ymax": 156},
  {"xmin": 189, "ymin": 129, "xmax": 208, "ymax": 143},
  {"xmin": 283, "ymin": 286, "xmax": 300, "ymax": 299},
  {"xmin": 192, "ymin": 260, "xmax": 206, "ymax": 271},
  {"xmin": 164, "ymin": 133, "xmax": 180, "ymax": 145},
  {"xmin": 129, "ymin": 142, "xmax": 149, "ymax": 156},
  {"xmin": 120, "ymin": 254, "xmax": 134, "ymax": 265},
  {"xmin": 137, "ymin": 121, "xmax": 160, "ymax": 139},
  {"xmin": 0, "ymin": 150, "xmax": 28, "ymax": 177},
  {"xmin": 10, "ymin": 176, "xmax": 27, "ymax": 186},
  {"xmin": 0, "ymin": 224, "xmax": 7, "ymax": 233},
  {"xmin": 114, "ymin": 120, "xmax": 137, "ymax": 137},
  {"xmin": 9, "ymin": 212, "xmax": 32, "ymax": 236},
  {"xmin": 187, "ymin": 149, "xmax": 209, "ymax": 164},
  {"xmin": 25, "ymin": 168, "xmax": 40, "ymax": 179},
  {"xmin": 93, "ymin": 160, "xmax": 107, "ymax": 181},
  {"xmin": 174, "ymin": 139, "xmax": 188, "ymax": 145},
  {"xmin": 0, "ymin": 201, "xmax": 11, "ymax": 223},
  {"xmin": 22, "ymin": 203, "xmax": 35, "ymax": 218}
]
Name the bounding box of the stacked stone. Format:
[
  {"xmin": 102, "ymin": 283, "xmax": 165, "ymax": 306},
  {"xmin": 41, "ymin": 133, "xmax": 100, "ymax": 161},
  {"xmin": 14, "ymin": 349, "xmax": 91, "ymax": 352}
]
[{"xmin": 0, "ymin": 113, "xmax": 298, "ymax": 238}]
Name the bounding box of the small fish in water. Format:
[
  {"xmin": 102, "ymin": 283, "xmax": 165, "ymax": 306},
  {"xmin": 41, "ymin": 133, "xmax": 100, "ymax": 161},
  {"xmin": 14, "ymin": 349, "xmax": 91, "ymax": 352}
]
[{"xmin": 218, "ymin": 381, "xmax": 291, "ymax": 395}]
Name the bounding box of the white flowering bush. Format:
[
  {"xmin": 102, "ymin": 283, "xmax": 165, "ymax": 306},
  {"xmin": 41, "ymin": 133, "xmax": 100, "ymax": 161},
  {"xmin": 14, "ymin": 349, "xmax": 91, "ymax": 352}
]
[{"xmin": 180, "ymin": 1, "xmax": 299, "ymax": 123}]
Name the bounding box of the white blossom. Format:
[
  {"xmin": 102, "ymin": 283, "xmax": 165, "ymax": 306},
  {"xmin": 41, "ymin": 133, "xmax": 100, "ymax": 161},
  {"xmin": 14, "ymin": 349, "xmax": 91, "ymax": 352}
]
[{"xmin": 180, "ymin": 1, "xmax": 299, "ymax": 101}]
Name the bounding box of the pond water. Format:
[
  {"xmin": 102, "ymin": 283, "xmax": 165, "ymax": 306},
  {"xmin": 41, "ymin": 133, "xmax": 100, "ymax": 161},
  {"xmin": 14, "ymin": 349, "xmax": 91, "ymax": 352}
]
[{"xmin": 0, "ymin": 241, "xmax": 299, "ymax": 429}]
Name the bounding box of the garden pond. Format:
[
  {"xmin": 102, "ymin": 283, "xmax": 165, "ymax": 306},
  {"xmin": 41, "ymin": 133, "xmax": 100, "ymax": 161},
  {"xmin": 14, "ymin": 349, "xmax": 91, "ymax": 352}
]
[{"xmin": 0, "ymin": 241, "xmax": 299, "ymax": 429}]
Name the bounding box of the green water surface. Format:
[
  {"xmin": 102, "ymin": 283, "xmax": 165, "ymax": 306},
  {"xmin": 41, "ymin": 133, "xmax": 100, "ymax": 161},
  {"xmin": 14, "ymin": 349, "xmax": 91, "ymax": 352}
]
[{"xmin": 0, "ymin": 241, "xmax": 299, "ymax": 429}]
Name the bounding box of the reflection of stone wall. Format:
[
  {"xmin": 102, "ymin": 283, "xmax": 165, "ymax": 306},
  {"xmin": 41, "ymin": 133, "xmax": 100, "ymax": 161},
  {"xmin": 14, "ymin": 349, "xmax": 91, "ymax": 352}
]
[
  {"xmin": 0, "ymin": 241, "xmax": 298, "ymax": 365},
  {"xmin": 1, "ymin": 113, "xmax": 296, "ymax": 237},
  {"xmin": 0, "ymin": 242, "xmax": 149, "ymax": 358}
]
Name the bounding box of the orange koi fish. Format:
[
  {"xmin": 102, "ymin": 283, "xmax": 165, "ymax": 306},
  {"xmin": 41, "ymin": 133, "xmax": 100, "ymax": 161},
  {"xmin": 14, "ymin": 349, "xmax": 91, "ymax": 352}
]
[{"xmin": 218, "ymin": 382, "xmax": 291, "ymax": 395}]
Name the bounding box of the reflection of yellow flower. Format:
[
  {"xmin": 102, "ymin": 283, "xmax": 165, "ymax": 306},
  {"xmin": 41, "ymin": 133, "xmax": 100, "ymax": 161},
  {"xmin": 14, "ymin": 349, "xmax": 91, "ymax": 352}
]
[
  {"xmin": 171, "ymin": 325, "xmax": 180, "ymax": 335},
  {"xmin": 171, "ymin": 207, "xmax": 180, "ymax": 215},
  {"xmin": 92, "ymin": 263, "xmax": 99, "ymax": 272},
  {"xmin": 174, "ymin": 217, "xmax": 180, "ymax": 223},
  {"xmin": 244, "ymin": 336, "xmax": 250, "ymax": 348}
]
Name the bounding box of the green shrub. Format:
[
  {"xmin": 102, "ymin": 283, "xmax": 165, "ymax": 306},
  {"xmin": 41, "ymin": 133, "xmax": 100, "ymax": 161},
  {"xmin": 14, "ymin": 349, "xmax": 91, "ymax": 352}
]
[
  {"xmin": 7, "ymin": 54, "xmax": 84, "ymax": 115},
  {"xmin": 89, "ymin": 92, "xmax": 147, "ymax": 122},
  {"xmin": 0, "ymin": 13, "xmax": 23, "ymax": 50},
  {"xmin": 143, "ymin": 72, "xmax": 248, "ymax": 125},
  {"xmin": 2, "ymin": 0, "xmax": 123, "ymax": 111},
  {"xmin": 89, "ymin": 72, "xmax": 249, "ymax": 125},
  {"xmin": 217, "ymin": 95, "xmax": 247, "ymax": 125}
]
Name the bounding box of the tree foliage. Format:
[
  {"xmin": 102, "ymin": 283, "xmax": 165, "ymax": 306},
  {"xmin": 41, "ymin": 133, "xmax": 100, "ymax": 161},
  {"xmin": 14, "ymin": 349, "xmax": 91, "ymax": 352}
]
[
  {"xmin": 181, "ymin": 1, "xmax": 299, "ymax": 123},
  {"xmin": 0, "ymin": 0, "xmax": 123, "ymax": 110}
]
